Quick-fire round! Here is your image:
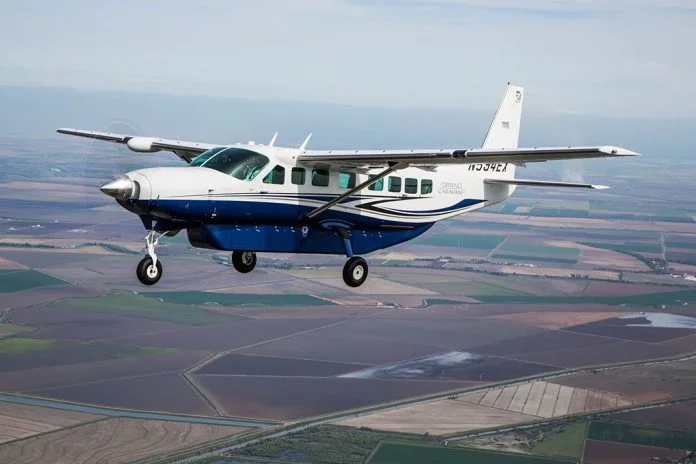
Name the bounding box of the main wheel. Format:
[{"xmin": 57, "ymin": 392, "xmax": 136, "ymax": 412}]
[
  {"xmin": 343, "ymin": 256, "xmax": 368, "ymax": 287},
  {"xmin": 137, "ymin": 256, "xmax": 162, "ymax": 285},
  {"xmin": 232, "ymin": 251, "xmax": 257, "ymax": 273}
]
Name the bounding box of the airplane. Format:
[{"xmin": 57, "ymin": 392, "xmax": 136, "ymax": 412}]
[{"xmin": 57, "ymin": 85, "xmax": 638, "ymax": 288}]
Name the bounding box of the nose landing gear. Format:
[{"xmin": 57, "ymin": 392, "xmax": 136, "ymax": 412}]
[{"xmin": 136, "ymin": 230, "xmax": 164, "ymax": 285}]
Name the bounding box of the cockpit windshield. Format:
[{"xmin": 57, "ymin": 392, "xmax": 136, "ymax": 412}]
[
  {"xmin": 195, "ymin": 147, "xmax": 269, "ymax": 181},
  {"xmin": 189, "ymin": 147, "xmax": 226, "ymax": 167}
]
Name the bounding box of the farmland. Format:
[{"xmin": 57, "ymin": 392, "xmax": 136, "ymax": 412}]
[
  {"xmin": 0, "ymin": 417, "xmax": 246, "ymax": 464},
  {"xmin": 2, "ymin": 137, "xmax": 696, "ymax": 461}
]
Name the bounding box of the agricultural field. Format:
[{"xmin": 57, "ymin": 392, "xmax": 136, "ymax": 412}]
[
  {"xmin": 0, "ymin": 417, "xmax": 246, "ymax": 464},
  {"xmin": 0, "ymin": 269, "xmax": 67, "ymax": 293},
  {"xmin": 369, "ymin": 442, "xmax": 576, "ymax": 464},
  {"xmin": 335, "ymin": 381, "xmax": 632, "ymax": 435},
  {"xmin": 0, "ymin": 402, "xmax": 100, "ymax": 444}
]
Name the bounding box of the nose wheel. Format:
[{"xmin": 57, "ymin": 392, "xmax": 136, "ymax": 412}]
[
  {"xmin": 137, "ymin": 256, "xmax": 162, "ymax": 285},
  {"xmin": 232, "ymin": 251, "xmax": 257, "ymax": 273},
  {"xmin": 137, "ymin": 230, "xmax": 165, "ymax": 285},
  {"xmin": 343, "ymin": 256, "xmax": 368, "ymax": 287}
]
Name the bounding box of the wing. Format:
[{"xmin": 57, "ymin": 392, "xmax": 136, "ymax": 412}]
[
  {"xmin": 57, "ymin": 128, "xmax": 220, "ymax": 163},
  {"xmin": 297, "ymin": 146, "xmax": 637, "ymax": 169},
  {"xmin": 484, "ymin": 178, "xmax": 609, "ymax": 189}
]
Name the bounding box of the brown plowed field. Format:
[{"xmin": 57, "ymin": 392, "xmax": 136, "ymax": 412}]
[
  {"xmin": 195, "ymin": 353, "xmax": 368, "ymax": 376},
  {"xmin": 0, "ymin": 402, "xmax": 100, "ymax": 444},
  {"xmin": 240, "ymin": 328, "xmax": 444, "ymax": 365},
  {"xmin": 557, "ymin": 359, "xmax": 696, "ymax": 401},
  {"xmin": 472, "ymin": 330, "xmax": 618, "ymax": 357},
  {"xmin": 34, "ymin": 372, "xmax": 217, "ymax": 416},
  {"xmin": 13, "ymin": 306, "xmax": 186, "ymax": 341},
  {"xmin": 0, "ymin": 417, "xmax": 245, "ymax": 464},
  {"xmin": 512, "ymin": 340, "xmax": 684, "ymax": 368},
  {"xmin": 486, "ymin": 311, "xmax": 625, "ymax": 329},
  {"xmin": 606, "ymin": 400, "xmax": 696, "ymax": 429},
  {"xmin": 583, "ymin": 439, "xmax": 686, "ymax": 463},
  {"xmin": 564, "ymin": 323, "xmax": 694, "ymax": 343},
  {"xmin": 195, "ymin": 375, "xmax": 471, "ymax": 420},
  {"xmin": 0, "ymin": 351, "xmax": 208, "ymax": 392},
  {"xmin": 116, "ymin": 317, "xmax": 346, "ymax": 351}
]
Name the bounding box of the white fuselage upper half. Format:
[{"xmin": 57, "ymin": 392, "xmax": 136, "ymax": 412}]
[{"xmin": 123, "ymin": 144, "xmax": 516, "ymax": 227}]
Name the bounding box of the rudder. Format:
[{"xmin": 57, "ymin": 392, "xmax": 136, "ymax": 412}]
[{"xmin": 482, "ymin": 84, "xmax": 523, "ymax": 150}]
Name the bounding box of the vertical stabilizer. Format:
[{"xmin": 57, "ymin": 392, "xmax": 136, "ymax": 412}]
[{"xmin": 482, "ymin": 84, "xmax": 523, "ymax": 150}]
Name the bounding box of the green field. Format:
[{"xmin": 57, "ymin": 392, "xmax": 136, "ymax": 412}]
[
  {"xmin": 234, "ymin": 425, "xmax": 437, "ymax": 464},
  {"xmin": 588, "ymin": 421, "xmax": 696, "ymax": 450},
  {"xmin": 0, "ymin": 337, "xmax": 58, "ymax": 354},
  {"xmin": 0, "ymin": 269, "xmax": 67, "ymax": 293},
  {"xmin": 369, "ymin": 443, "xmax": 576, "ymax": 464},
  {"xmin": 145, "ymin": 291, "xmax": 334, "ymax": 307},
  {"xmin": 529, "ymin": 423, "xmax": 588, "ymax": 460},
  {"xmin": 58, "ymin": 291, "xmax": 247, "ymax": 325},
  {"xmin": 499, "ymin": 242, "xmax": 580, "ymax": 256},
  {"xmin": 414, "ymin": 233, "xmax": 507, "ymax": 249},
  {"xmin": 666, "ymin": 241, "xmax": 696, "ymax": 250},
  {"xmin": 491, "ymin": 254, "xmax": 579, "ymax": 264}
]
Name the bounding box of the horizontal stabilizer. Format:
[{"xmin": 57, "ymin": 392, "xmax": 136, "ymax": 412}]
[{"xmin": 484, "ymin": 178, "xmax": 609, "ymax": 190}]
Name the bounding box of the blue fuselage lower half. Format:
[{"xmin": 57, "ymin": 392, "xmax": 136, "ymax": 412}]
[{"xmin": 128, "ymin": 194, "xmax": 484, "ymax": 255}]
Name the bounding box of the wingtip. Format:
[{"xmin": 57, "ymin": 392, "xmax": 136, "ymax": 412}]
[
  {"xmin": 592, "ymin": 185, "xmax": 611, "ymax": 190},
  {"xmin": 602, "ymin": 146, "xmax": 639, "ymax": 156}
]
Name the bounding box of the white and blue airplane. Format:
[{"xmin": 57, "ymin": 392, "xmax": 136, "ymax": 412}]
[{"xmin": 58, "ymin": 85, "xmax": 637, "ymax": 287}]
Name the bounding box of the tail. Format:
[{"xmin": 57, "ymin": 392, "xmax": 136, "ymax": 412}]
[{"xmin": 481, "ymin": 84, "xmax": 523, "ymax": 180}]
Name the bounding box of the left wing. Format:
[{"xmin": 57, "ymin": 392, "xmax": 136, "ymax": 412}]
[
  {"xmin": 297, "ymin": 146, "xmax": 637, "ymax": 168},
  {"xmin": 57, "ymin": 128, "xmax": 219, "ymax": 163}
]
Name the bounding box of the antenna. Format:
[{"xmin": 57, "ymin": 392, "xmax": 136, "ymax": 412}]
[
  {"xmin": 268, "ymin": 132, "xmax": 278, "ymax": 147},
  {"xmin": 299, "ymin": 133, "xmax": 312, "ymax": 151}
]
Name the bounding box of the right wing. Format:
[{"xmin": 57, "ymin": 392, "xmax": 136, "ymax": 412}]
[{"xmin": 57, "ymin": 128, "xmax": 219, "ymax": 163}]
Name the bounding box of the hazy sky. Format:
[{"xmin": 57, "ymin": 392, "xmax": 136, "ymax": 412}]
[{"xmin": 2, "ymin": 0, "xmax": 694, "ymax": 117}]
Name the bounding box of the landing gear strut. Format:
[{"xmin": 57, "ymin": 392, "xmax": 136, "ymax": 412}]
[
  {"xmin": 232, "ymin": 251, "xmax": 256, "ymax": 273},
  {"xmin": 136, "ymin": 230, "xmax": 164, "ymax": 285}
]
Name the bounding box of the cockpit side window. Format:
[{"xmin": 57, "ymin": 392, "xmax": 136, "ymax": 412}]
[
  {"xmin": 263, "ymin": 165, "xmax": 286, "ymax": 184},
  {"xmin": 200, "ymin": 148, "xmax": 269, "ymax": 181},
  {"xmin": 189, "ymin": 147, "xmax": 226, "ymax": 167}
]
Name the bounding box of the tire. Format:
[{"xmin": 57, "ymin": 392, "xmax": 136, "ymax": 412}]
[
  {"xmin": 137, "ymin": 256, "xmax": 162, "ymax": 285},
  {"xmin": 342, "ymin": 256, "xmax": 368, "ymax": 287},
  {"xmin": 232, "ymin": 251, "xmax": 257, "ymax": 273}
]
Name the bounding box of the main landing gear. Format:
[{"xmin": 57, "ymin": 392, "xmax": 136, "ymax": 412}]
[
  {"xmin": 336, "ymin": 227, "xmax": 368, "ymax": 288},
  {"xmin": 232, "ymin": 250, "xmax": 256, "ymax": 273},
  {"xmin": 136, "ymin": 230, "xmax": 164, "ymax": 285},
  {"xmin": 343, "ymin": 256, "xmax": 368, "ymax": 287}
]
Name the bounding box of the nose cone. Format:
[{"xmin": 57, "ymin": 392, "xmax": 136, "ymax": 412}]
[{"xmin": 100, "ymin": 175, "xmax": 134, "ymax": 200}]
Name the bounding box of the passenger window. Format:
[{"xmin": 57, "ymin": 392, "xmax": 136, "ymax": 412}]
[
  {"xmin": 388, "ymin": 176, "xmax": 402, "ymax": 193},
  {"xmin": 291, "ymin": 167, "xmax": 306, "ymax": 185},
  {"xmin": 368, "ymin": 174, "xmax": 383, "ymax": 191},
  {"xmin": 405, "ymin": 178, "xmax": 418, "ymax": 194},
  {"xmin": 263, "ymin": 165, "xmax": 285, "ymax": 185},
  {"xmin": 339, "ymin": 171, "xmax": 356, "ymax": 189},
  {"xmin": 421, "ymin": 179, "xmax": 433, "ymax": 194},
  {"xmin": 311, "ymin": 169, "xmax": 330, "ymax": 187}
]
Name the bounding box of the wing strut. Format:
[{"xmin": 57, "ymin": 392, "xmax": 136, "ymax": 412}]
[{"xmin": 305, "ymin": 162, "xmax": 407, "ymax": 219}]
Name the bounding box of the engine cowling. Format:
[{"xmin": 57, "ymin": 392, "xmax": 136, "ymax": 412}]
[{"xmin": 126, "ymin": 137, "xmax": 160, "ymax": 153}]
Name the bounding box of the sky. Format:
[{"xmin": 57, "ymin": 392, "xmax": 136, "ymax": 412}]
[{"xmin": 1, "ymin": 0, "xmax": 694, "ymax": 118}]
